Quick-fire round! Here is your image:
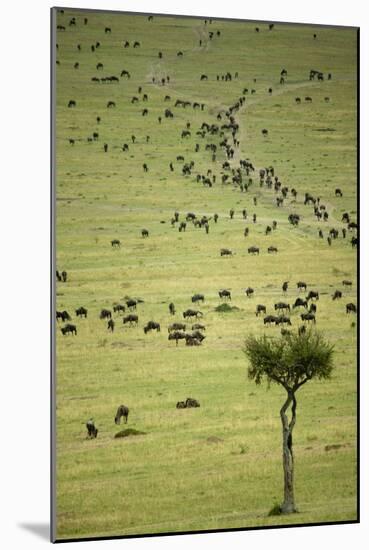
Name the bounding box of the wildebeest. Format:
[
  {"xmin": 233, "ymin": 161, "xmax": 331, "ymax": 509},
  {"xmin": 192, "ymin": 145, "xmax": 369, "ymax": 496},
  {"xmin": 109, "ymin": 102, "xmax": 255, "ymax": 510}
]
[
  {"xmin": 220, "ymin": 248, "xmax": 233, "ymax": 256},
  {"xmin": 277, "ymin": 315, "xmax": 291, "ymax": 326},
  {"xmin": 332, "ymin": 290, "xmax": 342, "ymax": 300},
  {"xmin": 335, "ymin": 188, "xmax": 343, "ymax": 197},
  {"xmin": 274, "ymin": 302, "xmax": 290, "ymax": 313},
  {"xmin": 192, "ymin": 294, "xmax": 205, "ymax": 303},
  {"xmin": 301, "ymin": 313, "xmax": 316, "ymax": 323},
  {"xmin": 168, "ymin": 323, "xmax": 186, "ymax": 333},
  {"xmin": 282, "ymin": 281, "xmax": 289, "ymax": 293},
  {"xmin": 144, "ymin": 321, "xmax": 161, "ymax": 333},
  {"xmin": 168, "ymin": 331, "xmax": 187, "ymax": 345},
  {"xmin": 169, "ymin": 302, "xmax": 176, "ymax": 315},
  {"xmin": 262, "ymin": 128, "xmax": 269, "ymax": 136},
  {"xmin": 185, "ymin": 397, "xmax": 200, "ymax": 407},
  {"xmin": 86, "ymin": 419, "xmax": 98, "ymax": 439},
  {"xmin": 107, "ymin": 319, "xmax": 115, "ymax": 332},
  {"xmin": 351, "ymin": 237, "xmax": 358, "ymax": 248},
  {"xmin": 56, "ymin": 310, "xmax": 71, "ymax": 322},
  {"xmin": 111, "ymin": 239, "xmax": 120, "ymax": 247},
  {"xmin": 56, "ymin": 270, "xmax": 62, "ymax": 282},
  {"xmin": 183, "ymin": 309, "xmax": 203, "ymax": 319},
  {"xmin": 297, "ymin": 281, "xmax": 307, "ymax": 291},
  {"xmin": 113, "ymin": 304, "xmax": 125, "ymax": 314},
  {"xmin": 264, "ymin": 315, "xmax": 279, "ymax": 326},
  {"xmin": 219, "ymin": 289, "xmax": 231, "ymax": 300},
  {"xmin": 123, "ymin": 314, "xmax": 138, "ymax": 325},
  {"xmin": 141, "ymin": 228, "xmax": 149, "ymax": 238},
  {"xmin": 293, "ymin": 298, "xmax": 308, "ymax": 309},
  {"xmin": 75, "ymin": 307, "xmax": 88, "ymax": 318},
  {"xmin": 68, "ymin": 100, "xmax": 76, "ymax": 108},
  {"xmin": 200, "ymin": 74, "xmax": 208, "ymax": 80},
  {"xmin": 307, "ymin": 290, "xmax": 319, "ymax": 301},
  {"xmin": 309, "ymin": 303, "xmax": 317, "ymax": 314},
  {"xmin": 176, "ymin": 401, "xmax": 186, "ymax": 408},
  {"xmin": 346, "ymin": 303, "xmax": 357, "ymax": 314},
  {"xmin": 298, "ymin": 325, "xmax": 306, "ymax": 336},
  {"xmin": 268, "ymin": 246, "xmax": 278, "ymax": 254},
  {"xmin": 179, "ymin": 222, "xmax": 187, "ymax": 232},
  {"xmin": 115, "ymin": 405, "xmax": 129, "ymax": 424},
  {"xmin": 143, "ymin": 163, "xmax": 148, "ymax": 172},
  {"xmin": 342, "ymin": 280, "xmax": 352, "ymax": 287},
  {"xmin": 245, "ymin": 287, "xmax": 254, "ymax": 297},
  {"xmin": 100, "ymin": 309, "xmax": 112, "ymax": 320},
  {"xmin": 192, "ymin": 324, "xmax": 205, "ymax": 331},
  {"xmin": 248, "ymin": 246, "xmax": 259, "ymax": 255},
  {"xmin": 126, "ymin": 299, "xmax": 138, "ymax": 310},
  {"xmin": 256, "ymin": 304, "xmax": 266, "ymax": 316},
  {"xmin": 107, "ymin": 101, "xmax": 116, "ymax": 108},
  {"xmin": 61, "ymin": 323, "xmax": 77, "ymax": 335}
]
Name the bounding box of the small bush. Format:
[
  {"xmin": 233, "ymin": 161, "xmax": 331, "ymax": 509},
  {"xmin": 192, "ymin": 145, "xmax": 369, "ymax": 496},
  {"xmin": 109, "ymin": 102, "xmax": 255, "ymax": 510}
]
[{"xmin": 214, "ymin": 303, "xmax": 240, "ymax": 313}]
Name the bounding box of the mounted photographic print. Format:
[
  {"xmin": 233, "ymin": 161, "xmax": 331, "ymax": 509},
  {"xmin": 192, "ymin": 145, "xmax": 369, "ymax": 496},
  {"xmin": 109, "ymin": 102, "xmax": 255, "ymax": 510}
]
[{"xmin": 51, "ymin": 6, "xmax": 359, "ymax": 543}]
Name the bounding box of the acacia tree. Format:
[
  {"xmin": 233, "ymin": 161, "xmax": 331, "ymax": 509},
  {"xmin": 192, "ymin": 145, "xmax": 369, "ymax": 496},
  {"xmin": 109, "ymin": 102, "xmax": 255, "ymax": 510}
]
[{"xmin": 244, "ymin": 330, "xmax": 334, "ymax": 514}]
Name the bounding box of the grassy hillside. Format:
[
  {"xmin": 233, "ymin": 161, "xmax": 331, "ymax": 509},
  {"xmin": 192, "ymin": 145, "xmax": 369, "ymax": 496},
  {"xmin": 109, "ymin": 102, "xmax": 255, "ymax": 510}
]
[{"xmin": 53, "ymin": 8, "xmax": 357, "ymax": 540}]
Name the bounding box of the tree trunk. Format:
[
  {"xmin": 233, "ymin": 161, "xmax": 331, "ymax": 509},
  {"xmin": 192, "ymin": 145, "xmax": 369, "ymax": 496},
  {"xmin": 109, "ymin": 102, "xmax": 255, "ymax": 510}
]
[{"xmin": 280, "ymin": 392, "xmax": 297, "ymax": 513}]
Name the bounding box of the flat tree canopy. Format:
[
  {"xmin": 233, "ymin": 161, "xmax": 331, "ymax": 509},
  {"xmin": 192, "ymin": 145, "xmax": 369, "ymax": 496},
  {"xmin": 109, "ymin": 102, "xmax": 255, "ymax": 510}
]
[{"xmin": 244, "ymin": 330, "xmax": 334, "ymax": 514}]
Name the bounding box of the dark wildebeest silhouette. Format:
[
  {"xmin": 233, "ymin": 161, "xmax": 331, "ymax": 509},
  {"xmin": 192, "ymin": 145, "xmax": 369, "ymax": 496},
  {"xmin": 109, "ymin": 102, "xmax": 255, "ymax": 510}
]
[
  {"xmin": 268, "ymin": 246, "xmax": 278, "ymax": 254},
  {"xmin": 295, "ymin": 97, "xmax": 301, "ymax": 104},
  {"xmin": 96, "ymin": 62, "xmax": 103, "ymax": 70},
  {"xmin": 256, "ymin": 304, "xmax": 266, "ymax": 316},
  {"xmin": 123, "ymin": 314, "xmax": 138, "ymax": 325},
  {"xmin": 141, "ymin": 229, "xmax": 149, "ymax": 238},
  {"xmin": 307, "ymin": 291, "xmax": 319, "ymax": 301},
  {"xmin": 282, "ymin": 281, "xmax": 289, "ymax": 293},
  {"xmin": 245, "ymin": 287, "xmax": 254, "ymax": 297},
  {"xmin": 301, "ymin": 313, "xmax": 316, "ymax": 324},
  {"xmin": 309, "ymin": 303, "xmax": 317, "ymax": 314},
  {"xmin": 75, "ymin": 307, "xmax": 88, "ymax": 318},
  {"xmin": 111, "ymin": 239, "xmax": 120, "ymax": 247},
  {"xmin": 86, "ymin": 419, "xmax": 98, "ymax": 439},
  {"xmin": 143, "ymin": 163, "xmax": 148, "ymax": 172},
  {"xmin": 192, "ymin": 294, "xmax": 205, "ymax": 303},
  {"xmin": 277, "ymin": 316, "xmax": 291, "ymax": 326},
  {"xmin": 68, "ymin": 100, "xmax": 76, "ymax": 108},
  {"xmin": 107, "ymin": 101, "xmax": 116, "ymax": 108},
  {"xmin": 61, "ymin": 271, "xmax": 67, "ymax": 282},
  {"xmin": 104, "ymin": 143, "xmax": 108, "ymax": 152},
  {"xmin": 121, "ymin": 69, "xmax": 130, "ymax": 78},
  {"xmin": 264, "ymin": 315, "xmax": 279, "ymax": 326},
  {"xmin": 298, "ymin": 325, "xmax": 306, "ymax": 336},
  {"xmin": 169, "ymin": 302, "xmax": 176, "ymax": 315},
  {"xmin": 105, "ymin": 27, "xmax": 111, "ymax": 33},
  {"xmin": 183, "ymin": 309, "xmax": 203, "ymax": 319},
  {"xmin": 274, "ymin": 302, "xmax": 290, "ymax": 313},
  {"xmin": 342, "ymin": 280, "xmax": 352, "ymax": 287},
  {"xmin": 244, "ymin": 227, "xmax": 249, "ymax": 237},
  {"xmin": 168, "ymin": 323, "xmax": 186, "ymax": 333},
  {"xmin": 346, "ymin": 303, "xmax": 357, "ymax": 314},
  {"xmin": 200, "ymin": 74, "xmax": 208, "ymax": 80},
  {"xmin": 351, "ymin": 237, "xmax": 358, "ymax": 248},
  {"xmin": 262, "ymin": 128, "xmax": 268, "ymax": 137},
  {"xmin": 126, "ymin": 299, "xmax": 137, "ymax": 310},
  {"xmin": 332, "ymin": 290, "xmax": 342, "ymax": 300},
  {"xmin": 293, "ymin": 298, "xmax": 308, "ymax": 309},
  {"xmin": 297, "ymin": 281, "xmax": 307, "ymax": 291},
  {"xmin": 142, "ymin": 108, "xmax": 148, "ymax": 116},
  {"xmin": 335, "ymin": 188, "xmax": 343, "ymax": 197},
  {"xmin": 192, "ymin": 324, "xmax": 205, "ymax": 331},
  {"xmin": 168, "ymin": 332, "xmax": 187, "ymax": 345},
  {"xmin": 61, "ymin": 324, "xmax": 77, "ymax": 335},
  {"xmin": 219, "ymin": 289, "xmax": 231, "ymax": 300},
  {"xmin": 185, "ymin": 397, "xmax": 200, "ymax": 407},
  {"xmin": 107, "ymin": 319, "xmax": 115, "ymax": 332},
  {"xmin": 176, "ymin": 401, "xmax": 186, "ymax": 408},
  {"xmin": 56, "ymin": 310, "xmax": 71, "ymax": 322},
  {"xmin": 248, "ymin": 246, "xmax": 259, "ymax": 255},
  {"xmin": 100, "ymin": 309, "xmax": 112, "ymax": 320},
  {"xmin": 144, "ymin": 321, "xmax": 160, "ymax": 333},
  {"xmin": 220, "ymin": 248, "xmax": 233, "ymax": 256},
  {"xmin": 115, "ymin": 405, "xmax": 129, "ymax": 424},
  {"xmin": 113, "ymin": 304, "xmax": 125, "ymax": 314}
]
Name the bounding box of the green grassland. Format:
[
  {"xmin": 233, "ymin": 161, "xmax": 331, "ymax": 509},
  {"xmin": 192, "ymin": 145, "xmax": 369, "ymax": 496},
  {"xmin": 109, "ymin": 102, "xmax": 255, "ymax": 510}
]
[{"xmin": 54, "ymin": 9, "xmax": 357, "ymax": 540}]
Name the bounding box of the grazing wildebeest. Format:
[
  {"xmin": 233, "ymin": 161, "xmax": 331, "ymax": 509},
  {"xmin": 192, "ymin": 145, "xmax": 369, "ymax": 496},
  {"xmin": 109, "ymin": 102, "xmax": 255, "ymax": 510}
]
[
  {"xmin": 56, "ymin": 310, "xmax": 71, "ymax": 322},
  {"xmin": 214, "ymin": 213, "xmax": 219, "ymax": 223},
  {"xmin": 121, "ymin": 69, "xmax": 131, "ymax": 78},
  {"xmin": 176, "ymin": 401, "xmax": 186, "ymax": 408},
  {"xmin": 293, "ymin": 298, "xmax": 308, "ymax": 309},
  {"xmin": 319, "ymin": 229, "xmax": 324, "ymax": 238},
  {"xmin": 200, "ymin": 74, "xmax": 208, "ymax": 80},
  {"xmin": 219, "ymin": 289, "xmax": 231, "ymax": 300},
  {"xmin": 256, "ymin": 304, "xmax": 266, "ymax": 316},
  {"xmin": 305, "ymin": 96, "xmax": 312, "ymax": 103},
  {"xmin": 179, "ymin": 222, "xmax": 187, "ymax": 232},
  {"xmin": 346, "ymin": 303, "xmax": 357, "ymax": 314},
  {"xmin": 244, "ymin": 227, "xmax": 249, "ymax": 237},
  {"xmin": 115, "ymin": 405, "xmax": 129, "ymax": 424},
  {"xmin": 75, "ymin": 307, "xmax": 88, "ymax": 318},
  {"xmin": 229, "ymin": 208, "xmax": 235, "ymax": 219},
  {"xmin": 309, "ymin": 303, "xmax": 317, "ymax": 314},
  {"xmin": 104, "ymin": 143, "xmax": 108, "ymax": 152},
  {"xmin": 107, "ymin": 319, "xmax": 115, "ymax": 332},
  {"xmin": 348, "ymin": 222, "xmax": 357, "ymax": 231},
  {"xmin": 264, "ymin": 315, "xmax": 279, "ymax": 326},
  {"xmin": 74, "ymin": 62, "xmax": 79, "ymax": 69},
  {"xmin": 56, "ymin": 270, "xmax": 62, "ymax": 282},
  {"xmin": 123, "ymin": 314, "xmax": 138, "ymax": 325},
  {"xmin": 113, "ymin": 304, "xmax": 125, "ymax": 314},
  {"xmin": 107, "ymin": 101, "xmax": 116, "ymax": 108},
  {"xmin": 143, "ymin": 94, "xmax": 148, "ymax": 101},
  {"xmin": 96, "ymin": 62, "xmax": 103, "ymax": 70},
  {"xmin": 295, "ymin": 97, "xmax": 301, "ymax": 104},
  {"xmin": 168, "ymin": 332, "xmax": 187, "ymax": 345},
  {"xmin": 183, "ymin": 309, "xmax": 203, "ymax": 319},
  {"xmin": 192, "ymin": 324, "xmax": 205, "ymax": 331},
  {"xmin": 105, "ymin": 26, "xmax": 111, "ymax": 33},
  {"xmin": 185, "ymin": 397, "xmax": 200, "ymax": 408},
  {"xmin": 342, "ymin": 280, "xmax": 352, "ymax": 287},
  {"xmin": 142, "ymin": 109, "xmax": 148, "ymax": 116},
  {"xmin": 351, "ymin": 236, "xmax": 358, "ymax": 248},
  {"xmin": 185, "ymin": 335, "xmax": 201, "ymax": 346},
  {"xmin": 133, "ymin": 41, "xmax": 140, "ymax": 48},
  {"xmin": 282, "ymin": 281, "xmax": 289, "ymax": 293},
  {"xmin": 169, "ymin": 302, "xmax": 176, "ymax": 315},
  {"xmin": 265, "ymin": 225, "xmax": 272, "ymax": 235},
  {"xmin": 144, "ymin": 321, "xmax": 161, "ymax": 333},
  {"xmin": 301, "ymin": 313, "xmax": 316, "ymax": 324},
  {"xmin": 248, "ymin": 246, "xmax": 259, "ymax": 255},
  {"xmin": 274, "ymin": 302, "xmax": 290, "ymax": 313},
  {"xmin": 192, "ymin": 294, "xmax": 205, "ymax": 303},
  {"xmin": 268, "ymin": 246, "xmax": 278, "ymax": 254},
  {"xmin": 126, "ymin": 299, "xmax": 137, "ymax": 310},
  {"xmin": 190, "ymin": 330, "xmax": 206, "ymax": 343},
  {"xmin": 141, "ymin": 228, "xmax": 149, "ymax": 238},
  {"xmin": 111, "ymin": 239, "xmax": 120, "ymax": 247},
  {"xmin": 61, "ymin": 271, "xmax": 67, "ymax": 282},
  {"xmin": 298, "ymin": 325, "xmax": 306, "ymax": 336},
  {"xmin": 68, "ymin": 100, "xmax": 76, "ymax": 108},
  {"xmin": 277, "ymin": 316, "xmax": 292, "ymax": 326},
  {"xmin": 334, "ymin": 187, "xmax": 343, "ymax": 197},
  {"xmin": 86, "ymin": 419, "xmax": 98, "ymax": 439},
  {"xmin": 168, "ymin": 323, "xmax": 186, "ymax": 333},
  {"xmin": 220, "ymin": 248, "xmax": 233, "ymax": 256},
  {"xmin": 297, "ymin": 281, "xmax": 307, "ymax": 291},
  {"xmin": 100, "ymin": 309, "xmax": 112, "ymax": 320},
  {"xmin": 307, "ymin": 290, "xmax": 319, "ymax": 301},
  {"xmin": 143, "ymin": 163, "xmax": 148, "ymax": 172},
  {"xmin": 61, "ymin": 324, "xmax": 77, "ymax": 335},
  {"xmin": 332, "ymin": 290, "xmax": 342, "ymax": 300},
  {"xmin": 245, "ymin": 287, "xmax": 254, "ymax": 297}
]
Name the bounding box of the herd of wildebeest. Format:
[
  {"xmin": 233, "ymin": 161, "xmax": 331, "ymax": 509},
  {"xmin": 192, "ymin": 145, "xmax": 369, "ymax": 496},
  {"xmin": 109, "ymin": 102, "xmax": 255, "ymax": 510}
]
[{"xmin": 55, "ymin": 11, "xmax": 357, "ymax": 440}]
